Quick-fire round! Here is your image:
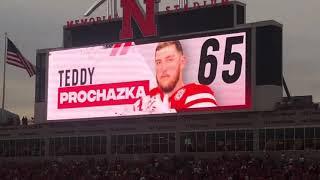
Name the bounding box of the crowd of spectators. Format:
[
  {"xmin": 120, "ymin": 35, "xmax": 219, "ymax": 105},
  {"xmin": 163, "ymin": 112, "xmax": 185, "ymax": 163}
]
[{"xmin": 0, "ymin": 153, "xmax": 320, "ymax": 180}]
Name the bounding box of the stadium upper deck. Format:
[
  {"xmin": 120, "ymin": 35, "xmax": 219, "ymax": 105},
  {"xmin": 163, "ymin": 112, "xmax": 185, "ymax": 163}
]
[{"xmin": 0, "ymin": 96, "xmax": 320, "ymax": 159}]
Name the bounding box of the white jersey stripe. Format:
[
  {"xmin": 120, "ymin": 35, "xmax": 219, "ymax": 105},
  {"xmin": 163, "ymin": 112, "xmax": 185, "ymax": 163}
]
[
  {"xmin": 188, "ymin": 102, "xmax": 217, "ymax": 108},
  {"xmin": 185, "ymin": 93, "xmax": 216, "ymax": 104}
]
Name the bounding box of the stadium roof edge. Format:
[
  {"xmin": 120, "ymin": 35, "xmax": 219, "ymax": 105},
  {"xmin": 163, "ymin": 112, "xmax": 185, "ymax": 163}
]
[
  {"xmin": 37, "ymin": 47, "xmax": 63, "ymax": 54},
  {"xmin": 229, "ymin": 0, "xmax": 246, "ymax": 7},
  {"xmin": 236, "ymin": 20, "xmax": 283, "ymax": 28}
]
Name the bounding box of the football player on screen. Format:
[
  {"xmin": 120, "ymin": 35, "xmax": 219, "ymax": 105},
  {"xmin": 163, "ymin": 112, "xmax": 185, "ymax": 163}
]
[{"xmin": 133, "ymin": 40, "xmax": 217, "ymax": 113}]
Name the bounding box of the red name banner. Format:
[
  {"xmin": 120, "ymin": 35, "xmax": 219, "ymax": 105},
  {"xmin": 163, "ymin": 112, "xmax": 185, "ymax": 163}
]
[{"xmin": 58, "ymin": 80, "xmax": 149, "ymax": 109}]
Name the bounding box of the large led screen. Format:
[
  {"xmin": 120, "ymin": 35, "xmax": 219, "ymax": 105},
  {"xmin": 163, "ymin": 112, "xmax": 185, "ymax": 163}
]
[{"xmin": 47, "ymin": 31, "xmax": 250, "ymax": 120}]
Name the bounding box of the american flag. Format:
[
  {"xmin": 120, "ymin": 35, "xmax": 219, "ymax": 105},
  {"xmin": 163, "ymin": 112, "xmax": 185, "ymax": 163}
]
[{"xmin": 6, "ymin": 38, "xmax": 36, "ymax": 77}]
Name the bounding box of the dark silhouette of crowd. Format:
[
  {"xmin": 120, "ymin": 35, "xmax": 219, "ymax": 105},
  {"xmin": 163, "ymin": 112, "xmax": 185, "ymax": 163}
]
[{"xmin": 0, "ymin": 153, "xmax": 320, "ymax": 180}]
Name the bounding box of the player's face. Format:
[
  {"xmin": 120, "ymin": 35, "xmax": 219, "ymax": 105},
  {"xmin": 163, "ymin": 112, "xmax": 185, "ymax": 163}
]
[{"xmin": 155, "ymin": 45, "xmax": 185, "ymax": 93}]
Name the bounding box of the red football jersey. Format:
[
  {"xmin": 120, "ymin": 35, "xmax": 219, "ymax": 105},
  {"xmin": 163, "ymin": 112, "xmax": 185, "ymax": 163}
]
[{"xmin": 149, "ymin": 83, "xmax": 217, "ymax": 111}]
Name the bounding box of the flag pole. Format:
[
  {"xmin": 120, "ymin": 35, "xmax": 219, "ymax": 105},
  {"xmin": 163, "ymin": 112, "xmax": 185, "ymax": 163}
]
[{"xmin": 1, "ymin": 32, "xmax": 8, "ymax": 123}]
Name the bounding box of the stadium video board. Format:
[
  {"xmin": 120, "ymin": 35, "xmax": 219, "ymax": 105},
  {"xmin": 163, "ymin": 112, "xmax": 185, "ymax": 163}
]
[{"xmin": 47, "ymin": 29, "xmax": 251, "ymax": 121}]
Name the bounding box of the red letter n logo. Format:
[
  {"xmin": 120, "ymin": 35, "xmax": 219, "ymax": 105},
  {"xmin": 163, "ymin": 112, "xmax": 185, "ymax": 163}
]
[{"xmin": 120, "ymin": 0, "xmax": 157, "ymax": 40}]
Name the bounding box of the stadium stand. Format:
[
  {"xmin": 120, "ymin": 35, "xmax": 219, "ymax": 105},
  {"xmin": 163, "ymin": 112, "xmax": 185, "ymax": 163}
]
[{"xmin": 0, "ymin": 153, "xmax": 320, "ymax": 179}]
